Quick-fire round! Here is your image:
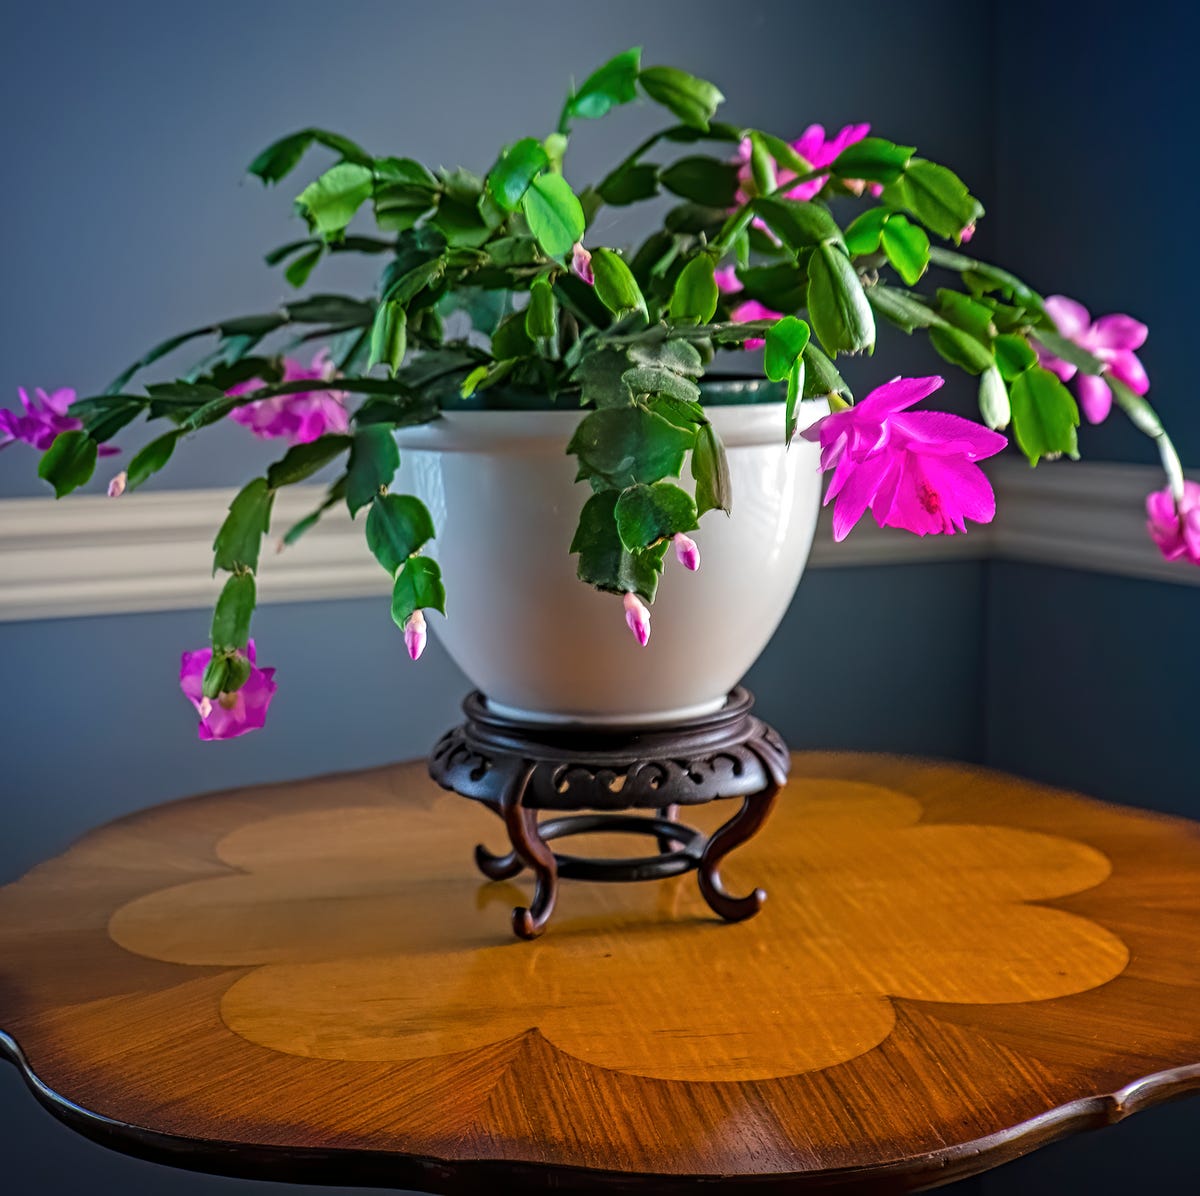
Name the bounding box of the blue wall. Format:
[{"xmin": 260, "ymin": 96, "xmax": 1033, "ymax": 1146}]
[
  {"xmin": 992, "ymin": 0, "xmax": 1200, "ymax": 466},
  {"xmin": 0, "ymin": 0, "xmax": 991, "ymax": 500},
  {"xmin": 977, "ymin": 5, "xmax": 1200, "ymax": 1186},
  {"xmin": 0, "ymin": 563, "xmax": 987, "ymax": 884},
  {"xmin": 2, "ymin": 0, "xmax": 1198, "ymax": 1192},
  {"xmin": 984, "ymin": 562, "xmax": 1200, "ymax": 818}
]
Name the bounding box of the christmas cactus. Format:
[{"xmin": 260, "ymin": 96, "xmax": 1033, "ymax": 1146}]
[{"xmin": 3, "ymin": 49, "xmax": 1187, "ymax": 739}]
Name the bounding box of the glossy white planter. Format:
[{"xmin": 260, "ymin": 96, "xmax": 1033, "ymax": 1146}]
[{"xmin": 395, "ymin": 397, "xmax": 827, "ymax": 725}]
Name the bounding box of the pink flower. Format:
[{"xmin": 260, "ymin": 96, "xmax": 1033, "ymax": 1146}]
[
  {"xmin": 960, "ymin": 223, "xmax": 977, "ymax": 243},
  {"xmin": 404, "ymin": 609, "xmax": 427, "ymax": 660},
  {"xmin": 623, "ymin": 591, "xmax": 651, "ymax": 647},
  {"xmin": 714, "ymin": 266, "xmax": 742, "ymax": 295},
  {"xmin": 717, "ymin": 262, "xmax": 782, "ymax": 351},
  {"xmin": 727, "ymin": 299, "xmax": 782, "ymax": 351},
  {"xmin": 802, "ymin": 375, "xmax": 1007, "ymax": 541},
  {"xmin": 1146, "ymin": 481, "xmax": 1200, "ymax": 566},
  {"xmin": 791, "ymin": 124, "xmax": 879, "ymax": 200},
  {"xmin": 736, "ymin": 123, "xmax": 879, "ymax": 206},
  {"xmin": 1036, "ymin": 296, "xmax": 1149, "ymax": 425},
  {"xmin": 571, "ymin": 242, "xmax": 594, "ymax": 286},
  {"xmin": 227, "ymin": 351, "xmax": 349, "ymax": 444},
  {"xmin": 179, "ymin": 640, "xmax": 277, "ymax": 741},
  {"xmin": 1, "ymin": 387, "xmax": 120, "ymax": 455},
  {"xmin": 673, "ymin": 533, "xmax": 700, "ymax": 572},
  {"xmin": 107, "ymin": 471, "xmax": 127, "ymax": 498}
]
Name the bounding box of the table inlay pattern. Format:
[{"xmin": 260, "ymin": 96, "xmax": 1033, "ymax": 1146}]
[{"xmin": 2, "ymin": 754, "xmax": 1199, "ymax": 1193}]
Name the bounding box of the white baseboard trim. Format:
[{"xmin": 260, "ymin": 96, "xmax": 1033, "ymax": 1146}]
[{"xmin": 0, "ymin": 457, "xmax": 1193, "ymax": 623}]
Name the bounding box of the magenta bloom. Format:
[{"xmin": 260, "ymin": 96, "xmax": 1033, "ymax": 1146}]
[
  {"xmin": 1037, "ymin": 296, "xmax": 1149, "ymax": 424},
  {"xmin": 728, "ymin": 299, "xmax": 782, "ymax": 351},
  {"xmin": 623, "ymin": 592, "xmax": 651, "ymax": 647},
  {"xmin": 802, "ymin": 376, "xmax": 1007, "ymax": 541},
  {"xmin": 571, "ymin": 242, "xmax": 594, "ymax": 286},
  {"xmin": 1, "ymin": 387, "xmax": 120, "ymax": 455},
  {"xmin": 1146, "ymin": 481, "xmax": 1200, "ymax": 566},
  {"xmin": 227, "ymin": 351, "xmax": 349, "ymax": 444},
  {"xmin": 179, "ymin": 639, "xmax": 278, "ymax": 741},
  {"xmin": 736, "ymin": 123, "xmax": 879, "ymax": 205},
  {"xmin": 714, "ymin": 266, "xmax": 742, "ymax": 295},
  {"xmin": 718, "ymin": 271, "xmax": 782, "ymax": 349}
]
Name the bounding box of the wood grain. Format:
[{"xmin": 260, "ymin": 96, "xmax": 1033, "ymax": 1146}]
[{"xmin": 2, "ymin": 754, "xmax": 1200, "ymax": 1193}]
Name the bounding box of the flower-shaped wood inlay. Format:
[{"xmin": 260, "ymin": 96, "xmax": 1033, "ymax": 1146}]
[{"xmin": 108, "ymin": 778, "xmax": 1128, "ymax": 1082}]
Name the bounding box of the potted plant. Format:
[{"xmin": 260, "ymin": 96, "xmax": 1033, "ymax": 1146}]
[{"xmin": 3, "ymin": 49, "xmax": 1190, "ymax": 738}]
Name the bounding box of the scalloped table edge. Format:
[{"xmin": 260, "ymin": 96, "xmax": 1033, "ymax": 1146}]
[{"xmin": 5, "ymin": 1028, "xmax": 1200, "ymax": 1194}]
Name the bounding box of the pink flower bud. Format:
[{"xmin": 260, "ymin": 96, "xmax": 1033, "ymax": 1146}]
[
  {"xmin": 571, "ymin": 242, "xmax": 594, "ymax": 286},
  {"xmin": 960, "ymin": 222, "xmax": 976, "ymax": 243},
  {"xmin": 404, "ymin": 609, "xmax": 427, "ymax": 661},
  {"xmin": 673, "ymin": 533, "xmax": 700, "ymax": 571},
  {"xmin": 107, "ymin": 470, "xmax": 127, "ymax": 498},
  {"xmin": 622, "ymin": 592, "xmax": 651, "ymax": 647}
]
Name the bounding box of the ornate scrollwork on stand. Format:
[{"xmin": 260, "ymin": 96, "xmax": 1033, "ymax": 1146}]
[{"xmin": 428, "ymin": 688, "xmax": 790, "ymax": 939}]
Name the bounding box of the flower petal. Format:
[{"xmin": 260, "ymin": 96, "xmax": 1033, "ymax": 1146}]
[
  {"xmin": 1044, "ymin": 295, "xmax": 1091, "ymax": 339},
  {"xmin": 1088, "ymin": 313, "xmax": 1147, "ymax": 351},
  {"xmin": 829, "ymin": 452, "xmax": 893, "ymax": 541},
  {"xmin": 1106, "ymin": 350, "xmax": 1149, "ymax": 395},
  {"xmin": 1035, "ymin": 348, "xmax": 1077, "ymax": 383},
  {"xmin": 790, "ymin": 125, "xmax": 825, "ymax": 167},
  {"xmin": 854, "ymin": 375, "xmax": 946, "ymax": 419},
  {"xmin": 1075, "ymin": 373, "xmax": 1113, "ymax": 424},
  {"xmin": 713, "ymin": 266, "xmax": 743, "ymax": 294},
  {"xmin": 890, "ymin": 410, "xmax": 1008, "ymax": 460},
  {"xmin": 873, "ymin": 451, "xmax": 995, "ymax": 537},
  {"xmin": 826, "ymin": 123, "xmax": 871, "ymax": 159},
  {"xmin": 179, "ymin": 648, "xmax": 212, "ymax": 704}
]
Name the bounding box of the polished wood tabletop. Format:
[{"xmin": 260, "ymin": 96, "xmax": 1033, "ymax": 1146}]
[{"xmin": 2, "ymin": 753, "xmax": 1199, "ymax": 1193}]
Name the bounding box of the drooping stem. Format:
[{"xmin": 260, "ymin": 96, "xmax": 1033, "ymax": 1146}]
[{"xmin": 1110, "ymin": 378, "xmax": 1185, "ymax": 503}]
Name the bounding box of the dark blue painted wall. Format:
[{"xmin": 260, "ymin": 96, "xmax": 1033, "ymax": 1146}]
[
  {"xmin": 992, "ymin": 0, "xmax": 1200, "ymax": 467},
  {"xmin": 977, "ymin": 4, "xmax": 1200, "ymax": 1186},
  {"xmin": 0, "ymin": 563, "xmax": 987, "ymax": 885},
  {"xmin": 983, "ymin": 561, "xmax": 1199, "ymax": 817},
  {"xmin": 0, "ymin": 0, "xmax": 992, "ymax": 500}
]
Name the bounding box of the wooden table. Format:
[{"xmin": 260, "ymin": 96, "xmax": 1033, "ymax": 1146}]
[{"xmin": 2, "ymin": 754, "xmax": 1199, "ymax": 1193}]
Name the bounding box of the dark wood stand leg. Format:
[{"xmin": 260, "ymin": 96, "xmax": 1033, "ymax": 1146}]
[
  {"xmin": 428, "ymin": 689, "xmax": 790, "ymax": 940},
  {"xmin": 655, "ymin": 803, "xmax": 682, "ymax": 854},
  {"xmin": 473, "ymin": 841, "xmax": 524, "ymax": 881},
  {"xmin": 697, "ymin": 779, "xmax": 781, "ymax": 921},
  {"xmin": 499, "ymin": 767, "xmax": 559, "ymax": 940}
]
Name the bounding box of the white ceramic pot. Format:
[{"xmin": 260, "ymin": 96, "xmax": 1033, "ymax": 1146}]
[{"xmin": 395, "ymin": 393, "xmax": 827, "ymax": 725}]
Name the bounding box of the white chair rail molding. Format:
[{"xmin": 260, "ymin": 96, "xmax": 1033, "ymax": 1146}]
[{"xmin": 1, "ymin": 458, "xmax": 1193, "ymax": 625}]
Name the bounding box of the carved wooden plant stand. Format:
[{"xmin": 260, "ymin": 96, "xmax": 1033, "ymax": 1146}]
[{"xmin": 427, "ymin": 687, "xmax": 790, "ymax": 939}]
